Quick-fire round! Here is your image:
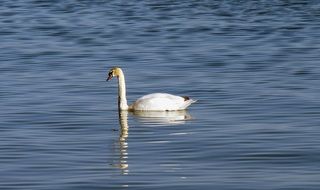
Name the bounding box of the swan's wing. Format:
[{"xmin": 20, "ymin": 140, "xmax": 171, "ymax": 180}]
[{"xmin": 131, "ymin": 93, "xmax": 196, "ymax": 111}]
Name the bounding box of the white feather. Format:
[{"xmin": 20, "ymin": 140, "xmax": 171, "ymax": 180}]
[
  {"xmin": 131, "ymin": 93, "xmax": 196, "ymax": 111},
  {"xmin": 107, "ymin": 67, "xmax": 196, "ymax": 111}
]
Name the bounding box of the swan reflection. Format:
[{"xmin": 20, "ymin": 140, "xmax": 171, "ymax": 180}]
[
  {"xmin": 131, "ymin": 110, "xmax": 192, "ymax": 125},
  {"xmin": 112, "ymin": 111, "xmax": 129, "ymax": 174},
  {"xmin": 113, "ymin": 110, "xmax": 192, "ymax": 174}
]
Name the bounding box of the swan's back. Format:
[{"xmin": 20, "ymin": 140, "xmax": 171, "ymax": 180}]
[{"xmin": 131, "ymin": 93, "xmax": 196, "ymax": 111}]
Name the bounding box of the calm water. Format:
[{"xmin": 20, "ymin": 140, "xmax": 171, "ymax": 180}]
[{"xmin": 1, "ymin": 1, "xmax": 320, "ymax": 189}]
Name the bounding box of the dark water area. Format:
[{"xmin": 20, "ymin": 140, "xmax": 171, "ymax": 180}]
[{"xmin": 1, "ymin": 1, "xmax": 320, "ymax": 189}]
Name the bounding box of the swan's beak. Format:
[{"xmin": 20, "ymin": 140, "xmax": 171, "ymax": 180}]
[
  {"xmin": 106, "ymin": 71, "xmax": 114, "ymax": 81},
  {"xmin": 106, "ymin": 75, "xmax": 113, "ymax": 81}
]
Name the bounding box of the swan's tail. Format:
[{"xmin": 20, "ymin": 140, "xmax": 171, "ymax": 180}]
[{"xmin": 180, "ymin": 97, "xmax": 197, "ymax": 110}]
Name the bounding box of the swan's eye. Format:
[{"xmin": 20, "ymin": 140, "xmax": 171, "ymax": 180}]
[{"xmin": 108, "ymin": 72, "xmax": 113, "ymax": 76}]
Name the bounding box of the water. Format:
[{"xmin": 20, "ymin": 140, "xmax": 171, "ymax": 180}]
[{"xmin": 1, "ymin": 1, "xmax": 320, "ymax": 189}]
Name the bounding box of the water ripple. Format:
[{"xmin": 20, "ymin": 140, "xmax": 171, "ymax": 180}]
[{"xmin": 1, "ymin": 0, "xmax": 320, "ymax": 189}]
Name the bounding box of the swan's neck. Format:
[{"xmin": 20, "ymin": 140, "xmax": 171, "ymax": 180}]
[{"xmin": 118, "ymin": 71, "xmax": 129, "ymax": 111}]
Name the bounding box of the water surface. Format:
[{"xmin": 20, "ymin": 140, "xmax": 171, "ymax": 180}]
[{"xmin": 1, "ymin": 1, "xmax": 320, "ymax": 189}]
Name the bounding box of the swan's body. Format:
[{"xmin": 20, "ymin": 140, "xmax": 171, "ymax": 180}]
[
  {"xmin": 131, "ymin": 93, "xmax": 194, "ymax": 111},
  {"xmin": 107, "ymin": 67, "xmax": 196, "ymax": 111}
]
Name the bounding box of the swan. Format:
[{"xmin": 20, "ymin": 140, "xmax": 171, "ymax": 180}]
[{"xmin": 106, "ymin": 67, "xmax": 196, "ymax": 111}]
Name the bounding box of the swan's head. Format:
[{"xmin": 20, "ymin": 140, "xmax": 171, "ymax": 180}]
[{"xmin": 107, "ymin": 67, "xmax": 122, "ymax": 81}]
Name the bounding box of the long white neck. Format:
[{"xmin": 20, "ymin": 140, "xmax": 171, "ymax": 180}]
[{"xmin": 117, "ymin": 70, "xmax": 129, "ymax": 111}]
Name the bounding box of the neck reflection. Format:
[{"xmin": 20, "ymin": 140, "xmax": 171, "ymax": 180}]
[
  {"xmin": 113, "ymin": 110, "xmax": 192, "ymax": 174},
  {"xmin": 114, "ymin": 110, "xmax": 129, "ymax": 175}
]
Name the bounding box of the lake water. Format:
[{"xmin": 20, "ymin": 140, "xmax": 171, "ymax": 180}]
[{"xmin": 1, "ymin": 1, "xmax": 320, "ymax": 189}]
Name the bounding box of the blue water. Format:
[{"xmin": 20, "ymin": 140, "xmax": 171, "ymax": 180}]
[{"xmin": 1, "ymin": 1, "xmax": 320, "ymax": 189}]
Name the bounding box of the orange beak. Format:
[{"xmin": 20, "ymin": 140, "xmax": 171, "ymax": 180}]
[{"xmin": 107, "ymin": 74, "xmax": 113, "ymax": 81}]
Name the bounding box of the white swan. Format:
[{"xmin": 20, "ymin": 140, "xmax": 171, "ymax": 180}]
[{"xmin": 107, "ymin": 67, "xmax": 196, "ymax": 111}]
